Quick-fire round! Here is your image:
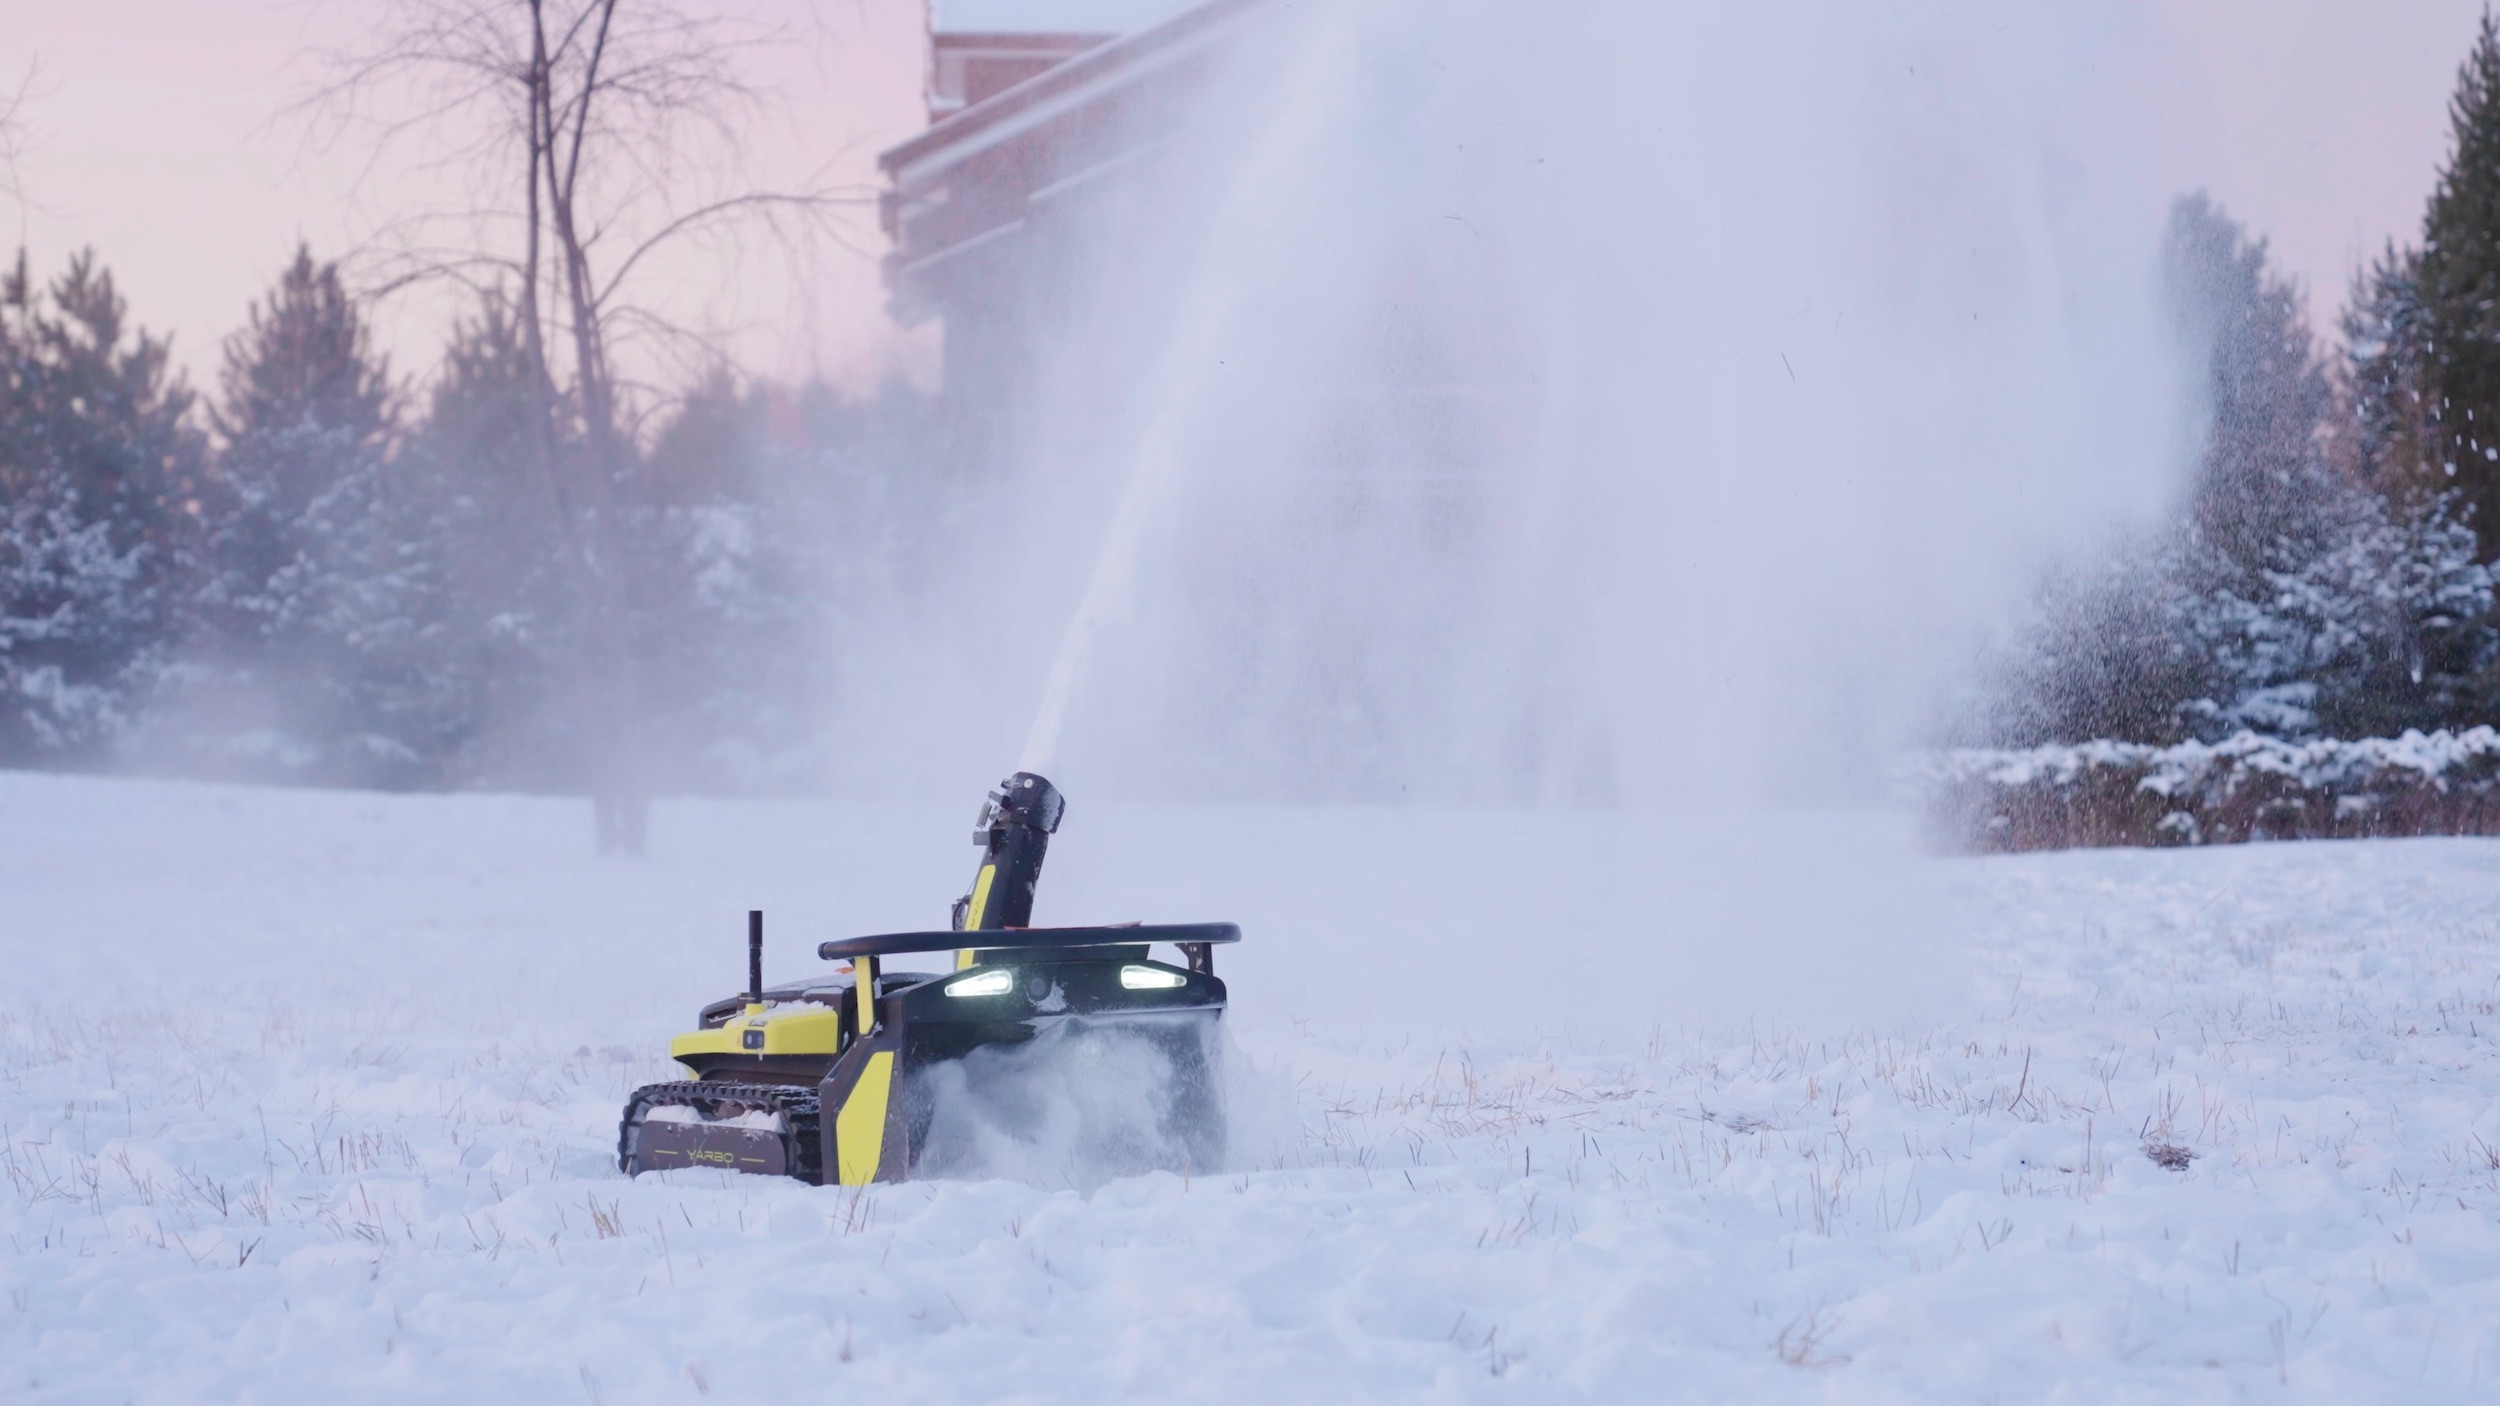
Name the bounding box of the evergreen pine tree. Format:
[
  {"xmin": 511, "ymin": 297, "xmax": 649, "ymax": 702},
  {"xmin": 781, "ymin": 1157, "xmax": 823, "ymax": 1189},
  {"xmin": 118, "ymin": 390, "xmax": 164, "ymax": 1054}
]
[
  {"xmin": 2414, "ymin": 8, "xmax": 2500, "ymax": 551},
  {"xmin": 202, "ymin": 244, "xmax": 393, "ymax": 654},
  {"xmin": 2339, "ymin": 244, "xmax": 2437, "ymax": 489},
  {"xmin": 2164, "ymin": 193, "xmax": 2339, "ymax": 575},
  {"xmin": 0, "ymin": 249, "xmax": 204, "ymax": 759},
  {"xmin": 616, "ymin": 371, "xmax": 933, "ymax": 791},
  {"xmin": 2172, "ymin": 195, "xmax": 2499, "ymax": 738},
  {"xmin": 168, "ymin": 244, "xmax": 447, "ymax": 781},
  {"xmin": 626, "ymin": 370, "xmax": 798, "ymax": 790},
  {"xmin": 388, "ymin": 293, "xmax": 576, "ymax": 787},
  {"xmin": 1994, "ymin": 197, "xmax": 2498, "ymax": 744}
]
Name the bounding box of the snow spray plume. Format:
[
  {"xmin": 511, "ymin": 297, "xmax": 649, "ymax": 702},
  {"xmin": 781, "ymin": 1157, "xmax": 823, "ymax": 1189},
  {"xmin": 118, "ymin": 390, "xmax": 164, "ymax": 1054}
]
[
  {"xmin": 875, "ymin": 2, "xmax": 2182, "ymax": 803},
  {"xmin": 914, "ymin": 1019, "xmax": 1235, "ymax": 1190},
  {"xmin": 845, "ymin": 2, "xmax": 2188, "ymax": 1025}
]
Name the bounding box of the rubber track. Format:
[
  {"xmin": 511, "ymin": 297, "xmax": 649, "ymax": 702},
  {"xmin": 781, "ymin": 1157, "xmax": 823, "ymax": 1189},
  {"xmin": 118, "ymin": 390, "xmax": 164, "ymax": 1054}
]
[{"xmin": 618, "ymin": 1080, "xmax": 823, "ymax": 1183}]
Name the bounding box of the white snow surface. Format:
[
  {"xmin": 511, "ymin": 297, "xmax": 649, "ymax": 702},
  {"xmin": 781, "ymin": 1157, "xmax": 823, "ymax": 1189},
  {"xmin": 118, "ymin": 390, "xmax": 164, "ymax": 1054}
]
[{"xmin": 3, "ymin": 772, "xmax": 2499, "ymax": 1400}]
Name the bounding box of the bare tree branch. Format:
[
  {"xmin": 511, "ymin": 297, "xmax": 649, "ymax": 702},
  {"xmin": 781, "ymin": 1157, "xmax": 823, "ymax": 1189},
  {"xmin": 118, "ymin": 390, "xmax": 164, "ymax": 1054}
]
[
  {"xmin": 0, "ymin": 59, "xmax": 42, "ymax": 222},
  {"xmin": 592, "ymin": 189, "xmax": 871, "ymax": 312}
]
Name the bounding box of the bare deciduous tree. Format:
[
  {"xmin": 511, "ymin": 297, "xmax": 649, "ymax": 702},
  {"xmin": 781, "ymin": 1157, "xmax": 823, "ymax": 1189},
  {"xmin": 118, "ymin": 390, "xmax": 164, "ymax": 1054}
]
[
  {"xmin": 304, "ymin": 0, "xmax": 865, "ymax": 852},
  {"xmin": 1, "ymin": 61, "xmax": 37, "ymax": 217}
]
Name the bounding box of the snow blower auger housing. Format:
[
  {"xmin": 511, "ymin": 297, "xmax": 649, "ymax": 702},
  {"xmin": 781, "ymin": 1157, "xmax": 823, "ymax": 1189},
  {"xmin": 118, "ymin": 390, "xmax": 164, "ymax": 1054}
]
[{"xmin": 618, "ymin": 772, "xmax": 1239, "ymax": 1185}]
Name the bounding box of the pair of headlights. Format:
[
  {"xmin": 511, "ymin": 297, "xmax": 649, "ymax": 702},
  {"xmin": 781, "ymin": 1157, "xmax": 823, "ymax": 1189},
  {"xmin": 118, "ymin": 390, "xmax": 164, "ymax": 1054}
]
[{"xmin": 942, "ymin": 964, "xmax": 1187, "ymax": 999}]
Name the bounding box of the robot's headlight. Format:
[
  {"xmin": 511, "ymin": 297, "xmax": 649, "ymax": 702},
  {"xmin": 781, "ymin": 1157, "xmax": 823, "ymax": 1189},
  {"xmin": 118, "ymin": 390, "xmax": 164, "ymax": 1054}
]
[
  {"xmin": 1119, "ymin": 965, "xmax": 1187, "ymax": 991},
  {"xmin": 945, "ymin": 969, "xmax": 1014, "ymax": 998}
]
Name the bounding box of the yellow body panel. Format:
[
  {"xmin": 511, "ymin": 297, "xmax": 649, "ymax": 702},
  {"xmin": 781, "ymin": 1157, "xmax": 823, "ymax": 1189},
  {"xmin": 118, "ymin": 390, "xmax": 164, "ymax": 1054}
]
[
  {"xmin": 854, "ymin": 957, "xmax": 879, "ymax": 1039},
  {"xmin": 668, "ymin": 1002, "xmax": 846, "ymax": 1070},
  {"xmin": 957, "ymin": 863, "xmax": 997, "ymax": 969},
  {"xmin": 964, "ymin": 863, "xmax": 997, "ymax": 928},
  {"xmin": 835, "ymin": 1050, "xmax": 896, "ymax": 1185}
]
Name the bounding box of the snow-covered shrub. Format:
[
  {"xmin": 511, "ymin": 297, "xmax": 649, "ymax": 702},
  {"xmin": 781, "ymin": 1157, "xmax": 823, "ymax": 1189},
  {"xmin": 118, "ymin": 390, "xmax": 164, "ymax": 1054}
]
[{"xmin": 1915, "ymin": 728, "xmax": 2500, "ymax": 852}]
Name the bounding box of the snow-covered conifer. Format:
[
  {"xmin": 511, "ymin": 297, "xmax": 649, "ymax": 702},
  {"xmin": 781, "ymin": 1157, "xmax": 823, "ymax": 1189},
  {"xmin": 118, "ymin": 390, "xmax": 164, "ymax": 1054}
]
[
  {"xmin": 200, "ymin": 245, "xmax": 394, "ymax": 653},
  {"xmin": 379, "ymin": 293, "xmax": 577, "ymax": 787},
  {"xmin": 1991, "ymin": 198, "xmax": 2497, "ymax": 745},
  {"xmin": 0, "ymin": 250, "xmax": 202, "ymax": 759},
  {"xmin": 2338, "ymin": 245, "xmax": 2436, "ymax": 490},
  {"xmin": 2414, "ymin": 9, "xmax": 2500, "ymax": 554},
  {"xmin": 172, "ymin": 245, "xmax": 448, "ymax": 781}
]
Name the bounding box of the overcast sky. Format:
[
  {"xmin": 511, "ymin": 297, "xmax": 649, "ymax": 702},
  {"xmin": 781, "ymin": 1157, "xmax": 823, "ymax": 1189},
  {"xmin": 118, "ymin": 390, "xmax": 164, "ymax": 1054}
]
[{"xmin": 0, "ymin": 0, "xmax": 2491, "ymax": 395}]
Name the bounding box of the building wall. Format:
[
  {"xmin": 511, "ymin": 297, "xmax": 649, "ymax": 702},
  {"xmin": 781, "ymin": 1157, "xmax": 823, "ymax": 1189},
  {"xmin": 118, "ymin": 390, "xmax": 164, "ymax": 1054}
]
[{"xmin": 884, "ymin": 0, "xmax": 1267, "ymax": 472}]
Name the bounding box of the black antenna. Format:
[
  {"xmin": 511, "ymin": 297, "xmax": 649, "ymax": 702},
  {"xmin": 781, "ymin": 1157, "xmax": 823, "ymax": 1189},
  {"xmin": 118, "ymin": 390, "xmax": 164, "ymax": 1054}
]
[{"xmin": 747, "ymin": 910, "xmax": 764, "ymax": 1006}]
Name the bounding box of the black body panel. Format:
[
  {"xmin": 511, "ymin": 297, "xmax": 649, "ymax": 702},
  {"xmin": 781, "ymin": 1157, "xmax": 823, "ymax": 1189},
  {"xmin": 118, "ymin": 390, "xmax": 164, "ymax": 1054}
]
[
  {"xmin": 819, "ymin": 923, "xmax": 1239, "ymax": 961},
  {"xmin": 954, "ymin": 772, "xmax": 1063, "ymax": 931}
]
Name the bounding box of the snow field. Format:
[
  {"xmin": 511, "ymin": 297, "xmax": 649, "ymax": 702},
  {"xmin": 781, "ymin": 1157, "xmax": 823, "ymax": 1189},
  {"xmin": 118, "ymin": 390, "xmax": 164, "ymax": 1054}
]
[{"xmin": 2, "ymin": 773, "xmax": 2499, "ymax": 1400}]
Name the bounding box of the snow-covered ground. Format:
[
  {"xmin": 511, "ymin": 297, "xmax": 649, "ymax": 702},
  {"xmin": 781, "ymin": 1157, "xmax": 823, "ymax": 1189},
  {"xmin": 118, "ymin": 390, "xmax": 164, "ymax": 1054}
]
[{"xmin": 3, "ymin": 772, "xmax": 2498, "ymax": 1401}]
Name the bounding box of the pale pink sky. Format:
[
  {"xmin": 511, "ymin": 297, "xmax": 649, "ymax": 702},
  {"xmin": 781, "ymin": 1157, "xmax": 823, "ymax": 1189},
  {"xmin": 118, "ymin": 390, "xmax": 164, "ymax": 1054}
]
[
  {"xmin": 1, "ymin": 0, "xmax": 936, "ymax": 393},
  {"xmin": 0, "ymin": 0, "xmax": 2490, "ymax": 393},
  {"xmin": 2140, "ymin": 0, "xmax": 2493, "ymax": 314}
]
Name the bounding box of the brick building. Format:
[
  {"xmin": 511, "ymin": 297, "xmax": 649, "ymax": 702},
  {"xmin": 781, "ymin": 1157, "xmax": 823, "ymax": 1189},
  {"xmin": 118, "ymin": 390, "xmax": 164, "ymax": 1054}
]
[{"xmin": 883, "ymin": 0, "xmax": 1267, "ymax": 467}]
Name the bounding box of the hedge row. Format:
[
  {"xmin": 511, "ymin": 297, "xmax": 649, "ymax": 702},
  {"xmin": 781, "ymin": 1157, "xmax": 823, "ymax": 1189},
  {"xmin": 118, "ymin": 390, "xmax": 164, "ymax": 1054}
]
[{"xmin": 1914, "ymin": 729, "xmax": 2500, "ymax": 853}]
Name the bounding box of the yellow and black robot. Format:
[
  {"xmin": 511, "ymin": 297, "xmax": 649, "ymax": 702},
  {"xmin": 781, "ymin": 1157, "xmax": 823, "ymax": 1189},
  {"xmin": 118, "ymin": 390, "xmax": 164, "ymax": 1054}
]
[{"xmin": 618, "ymin": 773, "xmax": 1237, "ymax": 1184}]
